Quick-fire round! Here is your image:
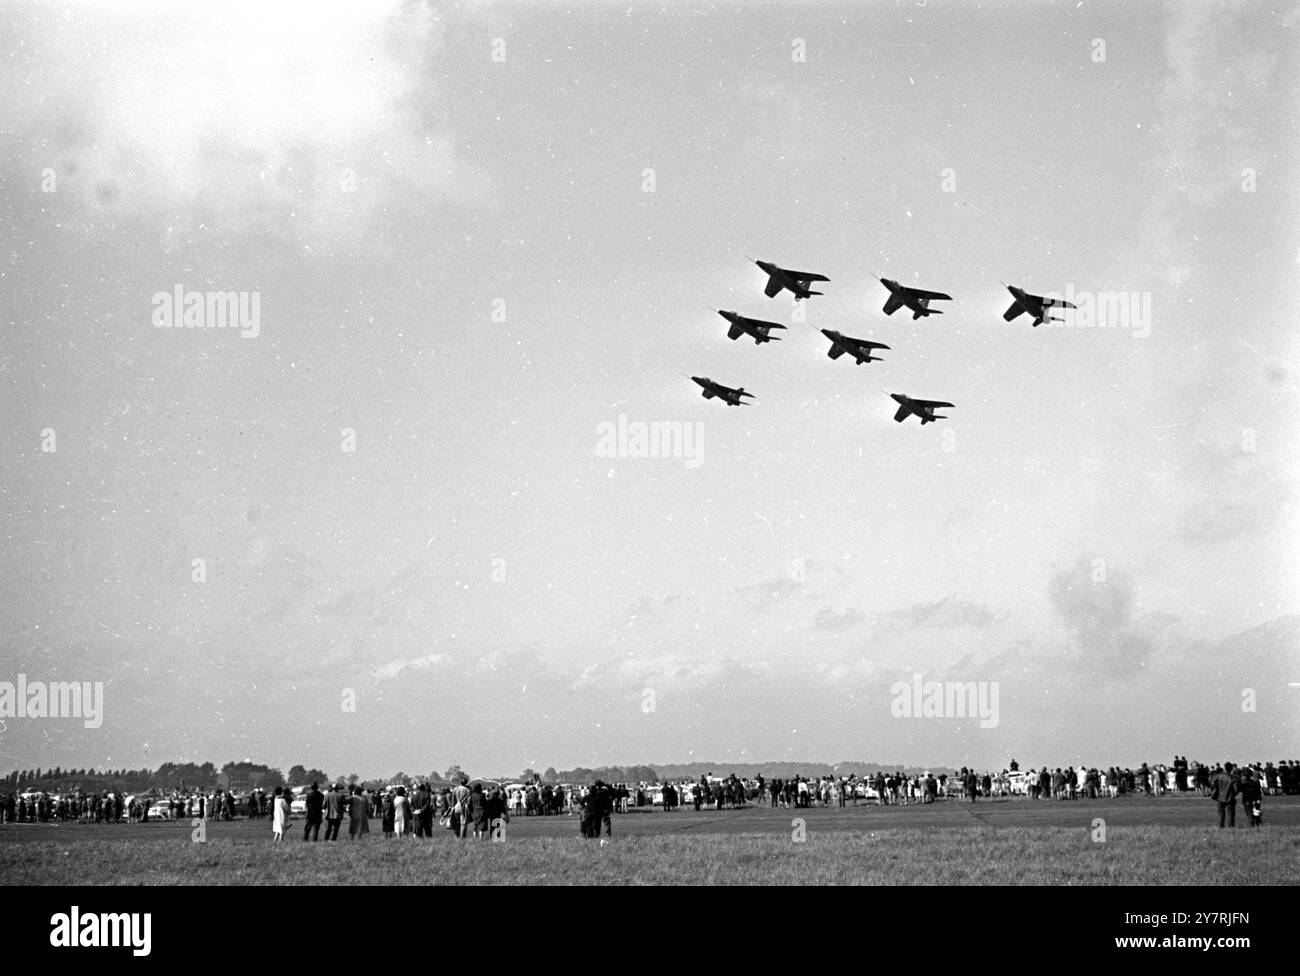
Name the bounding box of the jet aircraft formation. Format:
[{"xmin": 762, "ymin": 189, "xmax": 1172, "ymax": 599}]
[{"xmin": 691, "ymin": 259, "xmax": 1073, "ymax": 425}]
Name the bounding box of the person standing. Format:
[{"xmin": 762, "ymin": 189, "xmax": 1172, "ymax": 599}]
[
  {"xmin": 484, "ymin": 787, "xmax": 509, "ymax": 839},
  {"xmin": 579, "ymin": 786, "xmax": 599, "ymax": 838},
  {"xmin": 393, "ymin": 787, "xmax": 411, "ymax": 838},
  {"xmin": 271, "ymin": 787, "xmax": 288, "ymax": 842},
  {"xmin": 467, "ymin": 783, "xmax": 489, "ymax": 840},
  {"xmin": 1239, "ymin": 769, "xmax": 1262, "ymax": 827},
  {"xmin": 598, "ymin": 781, "xmax": 616, "ymax": 837},
  {"xmin": 413, "ymin": 781, "xmax": 432, "ymax": 838},
  {"xmin": 303, "ymin": 782, "xmax": 324, "ymax": 842},
  {"xmin": 347, "ymin": 785, "xmax": 370, "ymax": 840},
  {"xmin": 449, "ymin": 778, "xmax": 471, "ymax": 839},
  {"xmin": 1210, "ymin": 763, "xmax": 1238, "ymax": 828},
  {"xmin": 324, "ymin": 783, "xmax": 344, "ymax": 841}
]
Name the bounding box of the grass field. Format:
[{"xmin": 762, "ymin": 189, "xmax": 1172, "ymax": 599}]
[{"xmin": 3, "ymin": 795, "xmax": 1297, "ymax": 885}]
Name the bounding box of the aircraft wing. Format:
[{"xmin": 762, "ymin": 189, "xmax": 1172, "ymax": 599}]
[
  {"xmin": 1003, "ymin": 302, "xmax": 1025, "ymax": 321},
  {"xmin": 883, "ymin": 293, "xmax": 905, "ymax": 316},
  {"xmin": 764, "ymin": 276, "xmax": 783, "ymax": 298},
  {"xmin": 727, "ymin": 322, "xmax": 745, "ymax": 341},
  {"xmin": 912, "ymin": 399, "xmax": 954, "ymax": 409},
  {"xmin": 902, "ymin": 286, "xmax": 952, "ymax": 301},
  {"xmin": 893, "ymin": 403, "xmax": 911, "ymax": 423},
  {"xmin": 856, "ymin": 340, "xmax": 890, "ymax": 351},
  {"xmin": 787, "ymin": 270, "xmax": 829, "ymax": 282},
  {"xmin": 827, "ymin": 344, "xmax": 846, "ymax": 360}
]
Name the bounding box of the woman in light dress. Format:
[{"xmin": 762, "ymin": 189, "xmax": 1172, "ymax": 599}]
[
  {"xmin": 393, "ymin": 786, "xmax": 410, "ymax": 837},
  {"xmin": 271, "ymin": 786, "xmax": 288, "ymax": 842}
]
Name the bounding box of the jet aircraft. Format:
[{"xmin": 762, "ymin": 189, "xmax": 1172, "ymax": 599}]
[
  {"xmin": 890, "ymin": 393, "xmax": 953, "ymax": 425},
  {"xmin": 714, "ymin": 309, "xmax": 787, "ymax": 344},
  {"xmin": 691, "ymin": 376, "xmax": 754, "ymax": 406},
  {"xmin": 820, "ymin": 329, "xmax": 890, "ymax": 364},
  {"xmin": 1002, "ymin": 283, "xmax": 1077, "ymax": 326},
  {"xmin": 753, "ymin": 259, "xmax": 829, "ymax": 301},
  {"xmin": 875, "ymin": 276, "xmax": 953, "ymax": 319}
]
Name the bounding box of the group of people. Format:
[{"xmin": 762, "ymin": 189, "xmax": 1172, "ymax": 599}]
[
  {"xmin": 5, "ymin": 756, "xmax": 1297, "ymax": 833},
  {"xmin": 1, "ymin": 789, "xmax": 134, "ymax": 824},
  {"xmin": 1207, "ymin": 763, "xmax": 1267, "ymax": 828},
  {"xmin": 276, "ymin": 779, "xmax": 631, "ymax": 843},
  {"xmin": 285, "ymin": 780, "xmax": 514, "ymax": 842}
]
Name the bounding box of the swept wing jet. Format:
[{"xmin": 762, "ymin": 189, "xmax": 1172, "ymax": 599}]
[
  {"xmin": 821, "ymin": 329, "xmax": 890, "ymax": 364},
  {"xmin": 753, "ymin": 259, "xmax": 829, "ymax": 301},
  {"xmin": 691, "ymin": 376, "xmax": 754, "ymax": 406},
  {"xmin": 714, "ymin": 309, "xmax": 787, "ymax": 344},
  {"xmin": 875, "ymin": 276, "xmax": 953, "ymax": 319},
  {"xmin": 890, "ymin": 393, "xmax": 953, "ymax": 425},
  {"xmin": 1002, "ymin": 283, "xmax": 1077, "ymax": 326}
]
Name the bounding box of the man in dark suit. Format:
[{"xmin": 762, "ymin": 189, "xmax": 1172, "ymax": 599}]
[
  {"xmin": 323, "ymin": 783, "xmax": 345, "ymax": 841},
  {"xmin": 347, "ymin": 785, "xmax": 370, "ymax": 840},
  {"xmin": 1210, "ymin": 763, "xmax": 1238, "ymax": 828},
  {"xmin": 1238, "ymin": 768, "xmax": 1262, "ymax": 827},
  {"xmin": 413, "ymin": 781, "xmax": 433, "ymax": 838},
  {"xmin": 303, "ymin": 782, "xmax": 324, "ymax": 841}
]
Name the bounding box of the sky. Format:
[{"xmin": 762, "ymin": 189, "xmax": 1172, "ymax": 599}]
[{"xmin": 1, "ymin": 0, "xmax": 1297, "ymax": 781}]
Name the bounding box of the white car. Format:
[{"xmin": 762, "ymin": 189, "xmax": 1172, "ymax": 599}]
[{"xmin": 148, "ymin": 801, "xmax": 172, "ymax": 820}]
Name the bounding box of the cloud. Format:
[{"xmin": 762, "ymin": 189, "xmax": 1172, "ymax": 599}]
[
  {"xmin": 373, "ymin": 652, "xmax": 446, "ymax": 682},
  {"xmin": 1126, "ymin": 2, "xmax": 1294, "ymax": 289},
  {"xmin": 1174, "ymin": 439, "xmax": 1299, "ymax": 547},
  {"xmin": 1047, "ymin": 557, "xmax": 1169, "ymax": 676},
  {"xmin": 734, "ymin": 572, "xmax": 804, "ymax": 611},
  {"xmin": 813, "ymin": 606, "xmax": 866, "ymax": 631},
  {"xmin": 570, "ymin": 654, "xmax": 772, "ymax": 695},
  {"xmin": 0, "ymin": 0, "xmax": 487, "ymax": 245},
  {"xmin": 875, "ymin": 596, "xmax": 996, "ymax": 633}
]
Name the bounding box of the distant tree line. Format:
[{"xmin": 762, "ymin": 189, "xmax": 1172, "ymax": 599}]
[
  {"xmin": 3, "ymin": 759, "xmax": 957, "ymax": 794},
  {"xmin": 4, "ymin": 761, "xmax": 323, "ymax": 794}
]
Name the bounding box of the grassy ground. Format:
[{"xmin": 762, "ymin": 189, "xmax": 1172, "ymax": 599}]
[{"xmin": 3, "ymin": 795, "xmax": 1296, "ymax": 885}]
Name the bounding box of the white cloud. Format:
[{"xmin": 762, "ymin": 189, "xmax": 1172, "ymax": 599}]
[{"xmin": 2, "ymin": 0, "xmax": 486, "ymax": 243}]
